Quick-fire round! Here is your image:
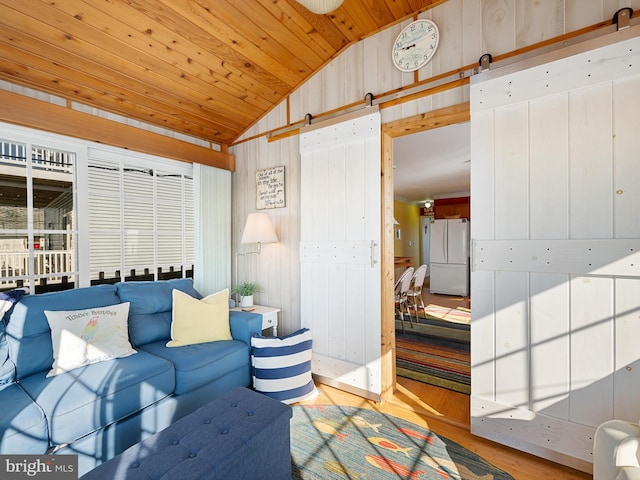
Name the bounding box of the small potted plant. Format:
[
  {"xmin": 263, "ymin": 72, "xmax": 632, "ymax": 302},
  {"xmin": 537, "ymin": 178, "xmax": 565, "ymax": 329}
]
[{"xmin": 231, "ymin": 282, "xmax": 261, "ymax": 308}]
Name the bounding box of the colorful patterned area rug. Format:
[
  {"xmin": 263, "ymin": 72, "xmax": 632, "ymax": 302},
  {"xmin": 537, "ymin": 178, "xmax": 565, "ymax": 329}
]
[
  {"xmin": 291, "ymin": 405, "xmax": 514, "ymax": 479},
  {"xmin": 395, "ymin": 316, "xmax": 470, "ymax": 395}
]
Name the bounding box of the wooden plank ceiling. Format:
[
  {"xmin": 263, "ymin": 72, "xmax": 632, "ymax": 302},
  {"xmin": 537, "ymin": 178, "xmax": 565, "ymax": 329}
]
[{"xmin": 0, "ymin": 0, "xmax": 444, "ymax": 146}]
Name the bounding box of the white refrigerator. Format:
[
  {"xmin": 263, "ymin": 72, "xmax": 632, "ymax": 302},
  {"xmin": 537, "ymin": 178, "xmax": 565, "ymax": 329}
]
[{"xmin": 429, "ymin": 218, "xmax": 470, "ymax": 296}]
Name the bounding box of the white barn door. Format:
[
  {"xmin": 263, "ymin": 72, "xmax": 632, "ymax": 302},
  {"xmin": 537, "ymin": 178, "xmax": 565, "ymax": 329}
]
[
  {"xmin": 470, "ymin": 28, "xmax": 640, "ymax": 471},
  {"xmin": 299, "ymin": 108, "xmax": 382, "ymax": 401}
]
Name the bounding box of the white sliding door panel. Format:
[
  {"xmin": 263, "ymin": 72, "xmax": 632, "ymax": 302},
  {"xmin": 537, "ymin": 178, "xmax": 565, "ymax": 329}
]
[
  {"xmin": 529, "ymin": 95, "xmax": 568, "ymax": 239},
  {"xmin": 309, "ymin": 263, "xmax": 330, "ymax": 355},
  {"xmin": 494, "ymin": 104, "xmax": 529, "ymax": 240},
  {"xmin": 569, "ymin": 275, "xmax": 614, "ymax": 427},
  {"xmin": 530, "ymin": 273, "xmax": 570, "ymax": 418},
  {"xmin": 327, "ymin": 263, "xmax": 347, "ymax": 360},
  {"xmin": 613, "ymin": 76, "xmax": 640, "ymax": 238},
  {"xmin": 328, "ymin": 149, "xmax": 347, "ymax": 241},
  {"xmin": 311, "ymin": 150, "xmax": 330, "ymax": 241},
  {"xmin": 469, "ymin": 109, "xmax": 495, "ymax": 401},
  {"xmin": 299, "ymin": 108, "xmax": 382, "ymax": 400},
  {"xmin": 470, "ymin": 29, "xmax": 640, "ymax": 471},
  {"xmin": 470, "ymin": 110, "xmax": 494, "ymax": 240},
  {"xmin": 469, "ymin": 269, "xmax": 495, "ymax": 399},
  {"xmin": 569, "ymin": 84, "xmax": 613, "ymax": 239},
  {"xmin": 494, "ymin": 271, "xmax": 529, "ymax": 408},
  {"xmin": 615, "ymin": 278, "xmax": 640, "ymax": 421}
]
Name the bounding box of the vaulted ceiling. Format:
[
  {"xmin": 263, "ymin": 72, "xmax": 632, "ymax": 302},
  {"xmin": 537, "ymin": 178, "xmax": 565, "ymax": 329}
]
[{"xmin": 0, "ymin": 0, "xmax": 445, "ymax": 146}]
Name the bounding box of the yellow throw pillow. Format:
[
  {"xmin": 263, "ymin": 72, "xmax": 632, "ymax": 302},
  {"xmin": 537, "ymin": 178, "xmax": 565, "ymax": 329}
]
[{"xmin": 167, "ymin": 289, "xmax": 232, "ymax": 347}]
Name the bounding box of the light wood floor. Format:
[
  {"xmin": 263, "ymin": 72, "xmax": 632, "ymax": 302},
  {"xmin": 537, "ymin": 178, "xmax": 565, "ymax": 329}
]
[
  {"xmin": 421, "ymin": 278, "xmax": 471, "ymax": 311},
  {"xmin": 296, "ymin": 282, "xmax": 591, "ymax": 479},
  {"xmin": 297, "ymin": 380, "xmax": 590, "ymax": 480}
]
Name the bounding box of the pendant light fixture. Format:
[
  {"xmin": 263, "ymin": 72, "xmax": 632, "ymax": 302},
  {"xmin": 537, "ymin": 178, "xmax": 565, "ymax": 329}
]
[{"xmin": 295, "ymin": 0, "xmax": 344, "ymax": 14}]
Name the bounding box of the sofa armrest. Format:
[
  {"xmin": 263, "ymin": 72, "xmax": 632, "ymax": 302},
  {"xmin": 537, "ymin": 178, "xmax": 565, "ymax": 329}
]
[{"xmin": 229, "ymin": 311, "xmax": 262, "ymax": 345}]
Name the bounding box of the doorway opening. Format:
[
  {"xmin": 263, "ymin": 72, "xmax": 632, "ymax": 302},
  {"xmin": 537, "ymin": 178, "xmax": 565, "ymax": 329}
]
[{"xmin": 382, "ymin": 102, "xmax": 471, "ymax": 424}]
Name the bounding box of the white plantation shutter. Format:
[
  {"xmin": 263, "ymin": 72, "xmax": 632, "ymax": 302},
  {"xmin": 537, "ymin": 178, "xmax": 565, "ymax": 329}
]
[
  {"xmin": 88, "ymin": 160, "xmax": 122, "ymax": 275},
  {"xmin": 87, "ymin": 152, "xmax": 193, "ymax": 282},
  {"xmin": 156, "ymin": 171, "xmax": 191, "ymax": 270},
  {"xmin": 89, "ymin": 235, "xmax": 121, "ymax": 271},
  {"xmin": 183, "ymin": 176, "xmax": 194, "ymax": 268},
  {"xmin": 123, "ymin": 166, "xmax": 154, "ymax": 273}
]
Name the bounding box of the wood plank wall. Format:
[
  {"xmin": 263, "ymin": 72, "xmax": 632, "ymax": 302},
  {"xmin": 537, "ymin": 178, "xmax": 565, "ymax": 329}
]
[
  {"xmin": 232, "ymin": 0, "xmax": 638, "ymax": 334},
  {"xmin": 230, "ymin": 0, "xmax": 640, "ymax": 467},
  {"xmin": 2, "ymin": 0, "xmax": 637, "ymax": 465}
]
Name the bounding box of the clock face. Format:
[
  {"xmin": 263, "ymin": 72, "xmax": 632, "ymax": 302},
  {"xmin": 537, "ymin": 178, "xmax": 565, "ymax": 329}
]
[{"xmin": 392, "ymin": 19, "xmax": 439, "ymax": 72}]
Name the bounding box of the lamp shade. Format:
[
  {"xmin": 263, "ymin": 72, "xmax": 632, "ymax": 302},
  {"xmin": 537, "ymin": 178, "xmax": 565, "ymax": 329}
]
[
  {"xmin": 295, "ymin": 0, "xmax": 344, "ymax": 14},
  {"xmin": 240, "ymin": 213, "xmax": 278, "ymax": 244}
]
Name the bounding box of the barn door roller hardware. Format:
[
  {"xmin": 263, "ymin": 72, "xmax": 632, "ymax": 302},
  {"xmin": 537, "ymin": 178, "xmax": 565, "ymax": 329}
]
[
  {"xmin": 478, "ymin": 53, "xmax": 493, "ymax": 72},
  {"xmin": 364, "ymin": 92, "xmax": 374, "ymax": 107},
  {"xmin": 304, "ymin": 113, "xmax": 313, "ymax": 126},
  {"xmin": 613, "ymin": 7, "xmax": 633, "ymax": 30}
]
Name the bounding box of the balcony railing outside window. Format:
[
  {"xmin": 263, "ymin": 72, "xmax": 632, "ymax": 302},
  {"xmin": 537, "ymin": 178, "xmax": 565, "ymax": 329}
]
[{"xmin": 1, "ymin": 140, "xmax": 76, "ymax": 292}]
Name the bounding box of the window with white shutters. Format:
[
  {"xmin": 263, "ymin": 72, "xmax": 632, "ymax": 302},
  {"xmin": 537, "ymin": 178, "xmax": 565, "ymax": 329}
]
[
  {"xmin": 1, "ymin": 124, "xmax": 195, "ymax": 292},
  {"xmin": 87, "ymin": 157, "xmax": 194, "ymax": 284}
]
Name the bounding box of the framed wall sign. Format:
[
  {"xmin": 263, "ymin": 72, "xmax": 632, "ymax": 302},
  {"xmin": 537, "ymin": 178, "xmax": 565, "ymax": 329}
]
[{"xmin": 256, "ymin": 166, "xmax": 285, "ymax": 209}]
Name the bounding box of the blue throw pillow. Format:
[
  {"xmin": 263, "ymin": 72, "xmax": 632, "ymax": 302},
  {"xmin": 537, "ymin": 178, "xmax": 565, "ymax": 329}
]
[{"xmin": 251, "ymin": 328, "xmax": 318, "ymax": 404}]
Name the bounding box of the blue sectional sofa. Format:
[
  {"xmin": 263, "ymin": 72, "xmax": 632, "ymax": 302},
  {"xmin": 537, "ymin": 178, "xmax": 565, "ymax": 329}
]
[{"xmin": 0, "ymin": 278, "xmax": 262, "ymax": 475}]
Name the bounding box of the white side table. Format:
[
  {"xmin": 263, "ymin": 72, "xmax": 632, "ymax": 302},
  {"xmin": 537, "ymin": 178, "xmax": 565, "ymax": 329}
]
[{"xmin": 231, "ymin": 305, "xmax": 280, "ymax": 336}]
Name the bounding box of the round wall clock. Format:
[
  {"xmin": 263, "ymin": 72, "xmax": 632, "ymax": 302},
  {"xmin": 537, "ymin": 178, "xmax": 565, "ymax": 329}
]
[{"xmin": 392, "ymin": 19, "xmax": 439, "ymax": 72}]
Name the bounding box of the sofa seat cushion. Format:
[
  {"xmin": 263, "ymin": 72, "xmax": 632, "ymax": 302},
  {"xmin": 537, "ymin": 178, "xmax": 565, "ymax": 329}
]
[
  {"xmin": 19, "ymin": 350, "xmax": 175, "ymax": 446},
  {"xmin": 139, "ymin": 340, "xmax": 249, "ymax": 395},
  {"xmin": 6, "ymin": 284, "xmax": 121, "ymax": 380},
  {"xmin": 116, "ymin": 279, "xmax": 201, "ymax": 347},
  {"xmin": 0, "ymin": 383, "xmax": 49, "ymax": 454}
]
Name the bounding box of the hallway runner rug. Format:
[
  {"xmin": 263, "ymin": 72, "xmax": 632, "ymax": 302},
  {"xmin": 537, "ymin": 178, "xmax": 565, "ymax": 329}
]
[
  {"xmin": 291, "ymin": 404, "xmax": 514, "ymax": 479},
  {"xmin": 395, "ymin": 316, "xmax": 470, "ymax": 395}
]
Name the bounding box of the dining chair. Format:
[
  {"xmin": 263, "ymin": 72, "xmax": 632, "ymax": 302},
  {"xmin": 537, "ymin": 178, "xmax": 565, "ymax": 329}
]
[
  {"xmin": 407, "ymin": 264, "xmax": 428, "ymax": 320},
  {"xmin": 394, "ymin": 267, "xmax": 414, "ymax": 333}
]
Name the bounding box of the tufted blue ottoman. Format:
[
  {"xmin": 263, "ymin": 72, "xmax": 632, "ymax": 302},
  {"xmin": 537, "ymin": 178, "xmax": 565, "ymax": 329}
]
[{"xmin": 80, "ymin": 387, "xmax": 292, "ymax": 480}]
